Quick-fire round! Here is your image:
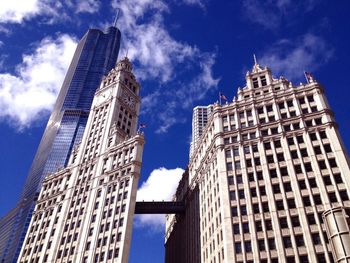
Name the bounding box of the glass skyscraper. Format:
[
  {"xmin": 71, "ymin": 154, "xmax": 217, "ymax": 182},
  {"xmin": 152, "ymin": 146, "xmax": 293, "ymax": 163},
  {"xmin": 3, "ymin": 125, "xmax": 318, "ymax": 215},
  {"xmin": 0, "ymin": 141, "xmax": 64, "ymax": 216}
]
[{"xmin": 0, "ymin": 25, "xmax": 121, "ymax": 263}]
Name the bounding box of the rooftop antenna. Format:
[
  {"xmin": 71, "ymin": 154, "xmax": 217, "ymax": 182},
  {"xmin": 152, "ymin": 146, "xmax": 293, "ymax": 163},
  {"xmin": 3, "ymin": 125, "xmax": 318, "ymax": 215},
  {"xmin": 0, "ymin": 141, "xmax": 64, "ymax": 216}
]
[
  {"xmin": 253, "ymin": 54, "xmax": 258, "ymax": 65},
  {"xmin": 113, "ymin": 8, "xmax": 121, "ymax": 27}
]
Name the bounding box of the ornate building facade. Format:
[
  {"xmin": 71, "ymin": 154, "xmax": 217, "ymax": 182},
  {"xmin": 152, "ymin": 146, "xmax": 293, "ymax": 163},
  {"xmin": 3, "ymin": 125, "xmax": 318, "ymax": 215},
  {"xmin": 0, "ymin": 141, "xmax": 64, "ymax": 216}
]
[
  {"xmin": 167, "ymin": 61, "xmax": 350, "ymax": 263},
  {"xmin": 18, "ymin": 58, "xmax": 144, "ymax": 263},
  {"xmin": 0, "ymin": 25, "xmax": 121, "ymax": 263}
]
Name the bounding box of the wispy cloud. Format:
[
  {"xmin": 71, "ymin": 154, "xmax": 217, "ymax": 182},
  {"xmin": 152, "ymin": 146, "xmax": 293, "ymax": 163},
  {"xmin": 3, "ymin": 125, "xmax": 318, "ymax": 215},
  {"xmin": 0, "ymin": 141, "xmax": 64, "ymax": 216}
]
[
  {"xmin": 113, "ymin": 0, "xmax": 219, "ymax": 133},
  {"xmin": 260, "ymin": 33, "xmax": 333, "ymax": 80},
  {"xmin": 242, "ymin": 0, "xmax": 317, "ymax": 30},
  {"xmin": 135, "ymin": 167, "xmax": 184, "ymax": 231},
  {"xmin": 0, "ymin": 34, "xmax": 77, "ymax": 129},
  {"xmin": 0, "ymin": 0, "xmax": 101, "ymax": 25}
]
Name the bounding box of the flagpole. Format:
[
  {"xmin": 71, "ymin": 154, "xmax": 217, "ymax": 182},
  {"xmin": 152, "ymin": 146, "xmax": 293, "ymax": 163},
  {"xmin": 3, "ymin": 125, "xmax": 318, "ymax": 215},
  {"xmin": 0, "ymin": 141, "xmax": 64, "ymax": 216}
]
[
  {"xmin": 219, "ymin": 93, "xmax": 222, "ymax": 105},
  {"xmin": 304, "ymin": 71, "xmax": 310, "ymax": 84}
]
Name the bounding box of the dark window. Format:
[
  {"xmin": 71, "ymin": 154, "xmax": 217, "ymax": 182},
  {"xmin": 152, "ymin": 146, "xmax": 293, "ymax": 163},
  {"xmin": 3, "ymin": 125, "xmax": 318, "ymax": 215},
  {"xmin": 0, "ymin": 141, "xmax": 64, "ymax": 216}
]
[
  {"xmin": 318, "ymin": 160, "xmax": 327, "ymax": 169},
  {"xmin": 309, "ymin": 133, "xmax": 317, "ymax": 141},
  {"xmin": 283, "ymin": 236, "xmax": 292, "ymax": 248},
  {"xmin": 233, "ymin": 224, "xmax": 240, "ymax": 234},
  {"xmin": 287, "ymin": 198, "xmax": 296, "ymax": 209},
  {"xmin": 270, "ymin": 169, "xmax": 277, "ymax": 178},
  {"xmin": 340, "ymin": 190, "xmax": 349, "ymax": 201},
  {"xmin": 273, "ymin": 184, "xmax": 281, "ymax": 194},
  {"xmin": 314, "ymin": 194, "xmax": 322, "ymax": 205},
  {"xmin": 312, "ymin": 233, "xmax": 321, "ymax": 245},
  {"xmin": 287, "ymin": 100, "xmax": 293, "ymax": 107},
  {"xmin": 264, "ymin": 142, "xmax": 271, "ymax": 150},
  {"xmin": 277, "ymin": 153, "xmax": 285, "ymax": 161},
  {"xmin": 294, "ymin": 165, "xmax": 302, "ymax": 174},
  {"xmin": 295, "ymin": 235, "xmax": 305, "ymax": 247},
  {"xmin": 303, "ymin": 196, "xmax": 311, "ymax": 206},
  {"xmin": 291, "ymin": 216, "xmax": 300, "ymax": 227},
  {"xmin": 307, "ymin": 214, "xmax": 316, "ymax": 225},
  {"xmin": 276, "ymin": 200, "xmax": 284, "ymax": 210},
  {"xmin": 307, "ymin": 95, "xmax": 314, "ymax": 102},
  {"xmin": 235, "ymin": 242, "xmax": 242, "ymax": 253},
  {"xmin": 262, "ymin": 202, "xmax": 269, "ymax": 212},
  {"xmin": 258, "ymin": 240, "xmax": 265, "ymax": 251},
  {"xmin": 319, "ymin": 131, "xmax": 327, "ymax": 139},
  {"xmin": 324, "ymin": 144, "xmax": 332, "ymax": 153},
  {"xmin": 287, "ymin": 137, "xmax": 294, "ymax": 145},
  {"xmin": 255, "ymin": 220, "xmax": 263, "ymax": 231},
  {"xmin": 265, "ymin": 219, "xmax": 273, "ymax": 230},
  {"xmin": 279, "ymin": 217, "xmax": 288, "ymax": 228},
  {"xmin": 268, "ymin": 238, "xmax": 276, "ymax": 250},
  {"xmin": 291, "ymin": 150, "xmax": 298, "ymax": 159},
  {"xmin": 300, "ymin": 148, "xmax": 308, "ymax": 157},
  {"xmin": 329, "ymin": 159, "xmax": 337, "ymax": 168},
  {"xmin": 314, "ymin": 146, "xmax": 322, "ymax": 154}
]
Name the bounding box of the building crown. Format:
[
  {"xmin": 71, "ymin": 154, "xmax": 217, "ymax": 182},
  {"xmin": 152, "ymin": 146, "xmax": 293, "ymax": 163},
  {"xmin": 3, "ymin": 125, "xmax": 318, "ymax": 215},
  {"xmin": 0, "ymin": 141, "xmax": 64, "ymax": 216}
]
[{"xmin": 116, "ymin": 56, "xmax": 133, "ymax": 72}]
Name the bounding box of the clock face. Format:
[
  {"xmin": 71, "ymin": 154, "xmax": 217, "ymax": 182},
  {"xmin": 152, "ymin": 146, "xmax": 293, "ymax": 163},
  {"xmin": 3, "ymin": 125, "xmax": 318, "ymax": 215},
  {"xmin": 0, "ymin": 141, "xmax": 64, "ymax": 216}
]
[{"xmin": 122, "ymin": 93, "xmax": 136, "ymax": 109}]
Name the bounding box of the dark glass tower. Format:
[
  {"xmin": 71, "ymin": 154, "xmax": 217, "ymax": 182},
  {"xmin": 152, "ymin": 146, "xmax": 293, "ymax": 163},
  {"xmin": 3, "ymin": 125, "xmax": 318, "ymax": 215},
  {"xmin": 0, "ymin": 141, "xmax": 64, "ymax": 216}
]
[{"xmin": 0, "ymin": 25, "xmax": 121, "ymax": 263}]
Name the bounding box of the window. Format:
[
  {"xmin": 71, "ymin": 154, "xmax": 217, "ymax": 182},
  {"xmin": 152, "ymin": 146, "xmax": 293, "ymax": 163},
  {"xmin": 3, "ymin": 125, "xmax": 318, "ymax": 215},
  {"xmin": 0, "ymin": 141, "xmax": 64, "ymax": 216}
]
[
  {"xmin": 245, "ymin": 241, "xmax": 252, "ymax": 252},
  {"xmin": 267, "ymin": 155, "xmax": 274, "ymax": 163},
  {"xmin": 287, "ymin": 137, "xmax": 294, "ymax": 145},
  {"xmin": 252, "ymin": 78, "xmax": 259, "ymax": 88},
  {"xmin": 318, "ymin": 160, "xmax": 327, "ymax": 170},
  {"xmin": 255, "ymin": 220, "xmax": 263, "ymax": 231},
  {"xmin": 235, "ymin": 242, "xmax": 242, "ymax": 253},
  {"xmin": 266, "ymin": 105, "xmax": 273, "ymax": 112},
  {"xmin": 314, "ymin": 146, "xmax": 322, "ymax": 154},
  {"xmin": 307, "ymin": 95, "xmax": 314, "ymax": 102},
  {"xmin": 291, "ymin": 216, "xmax": 300, "ymax": 227},
  {"xmin": 283, "ymin": 236, "xmax": 292, "ymax": 248},
  {"xmin": 229, "ymin": 191, "xmax": 236, "ymax": 200},
  {"xmin": 312, "ymin": 233, "xmax": 321, "ymax": 245},
  {"xmin": 279, "ymin": 217, "xmax": 288, "ymax": 228},
  {"xmin": 276, "ymin": 200, "xmax": 284, "ymax": 210},
  {"xmin": 264, "ymin": 142, "xmax": 271, "ymax": 150},
  {"xmin": 303, "ymin": 196, "xmax": 311, "ymax": 206},
  {"xmin": 309, "ymin": 133, "xmax": 317, "ymax": 141},
  {"xmin": 268, "ymin": 238, "xmax": 276, "ymax": 250},
  {"xmin": 261, "ymin": 76, "xmax": 267, "ymax": 86},
  {"xmin": 233, "ymin": 224, "xmax": 240, "ymax": 234},
  {"xmin": 295, "ymin": 235, "xmax": 305, "ymax": 247},
  {"xmin": 258, "ymin": 240, "xmax": 265, "ymax": 251},
  {"xmin": 324, "ymin": 144, "xmax": 332, "ymax": 153},
  {"xmin": 228, "ymin": 176, "xmax": 234, "ymax": 185}
]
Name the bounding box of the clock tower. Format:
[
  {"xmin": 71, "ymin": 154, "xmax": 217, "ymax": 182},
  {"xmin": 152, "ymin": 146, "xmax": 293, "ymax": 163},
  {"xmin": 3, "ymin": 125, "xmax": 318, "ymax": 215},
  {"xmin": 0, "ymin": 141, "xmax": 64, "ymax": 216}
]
[{"xmin": 18, "ymin": 58, "xmax": 145, "ymax": 263}]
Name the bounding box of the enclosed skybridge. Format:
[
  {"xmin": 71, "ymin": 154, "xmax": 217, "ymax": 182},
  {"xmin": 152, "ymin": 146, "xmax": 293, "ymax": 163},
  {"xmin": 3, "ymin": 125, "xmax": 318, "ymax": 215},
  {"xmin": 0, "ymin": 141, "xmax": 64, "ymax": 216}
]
[{"xmin": 134, "ymin": 201, "xmax": 185, "ymax": 214}]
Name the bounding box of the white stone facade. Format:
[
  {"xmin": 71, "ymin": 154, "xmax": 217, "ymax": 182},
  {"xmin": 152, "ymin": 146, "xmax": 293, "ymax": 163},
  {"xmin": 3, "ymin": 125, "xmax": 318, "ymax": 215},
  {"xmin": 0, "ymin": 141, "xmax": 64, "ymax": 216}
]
[
  {"xmin": 18, "ymin": 58, "xmax": 144, "ymax": 263},
  {"xmin": 187, "ymin": 62, "xmax": 350, "ymax": 262}
]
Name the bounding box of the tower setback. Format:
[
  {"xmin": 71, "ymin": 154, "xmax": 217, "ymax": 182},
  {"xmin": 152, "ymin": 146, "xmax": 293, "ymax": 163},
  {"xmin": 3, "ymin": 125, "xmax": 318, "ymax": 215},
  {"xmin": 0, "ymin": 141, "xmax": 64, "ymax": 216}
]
[
  {"xmin": 18, "ymin": 57, "xmax": 144, "ymax": 263},
  {"xmin": 166, "ymin": 62, "xmax": 350, "ymax": 263}
]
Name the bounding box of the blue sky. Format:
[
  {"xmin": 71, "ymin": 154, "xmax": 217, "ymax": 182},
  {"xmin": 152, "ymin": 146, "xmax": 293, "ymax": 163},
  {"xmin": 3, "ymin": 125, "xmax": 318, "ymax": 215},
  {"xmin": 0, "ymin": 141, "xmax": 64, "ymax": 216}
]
[{"xmin": 1, "ymin": 0, "xmax": 350, "ymax": 262}]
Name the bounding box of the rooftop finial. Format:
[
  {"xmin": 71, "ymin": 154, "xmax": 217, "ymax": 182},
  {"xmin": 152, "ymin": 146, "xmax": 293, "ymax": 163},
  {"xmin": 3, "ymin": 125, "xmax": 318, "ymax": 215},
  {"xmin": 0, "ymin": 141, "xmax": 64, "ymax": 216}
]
[
  {"xmin": 113, "ymin": 8, "xmax": 120, "ymax": 27},
  {"xmin": 253, "ymin": 54, "xmax": 258, "ymax": 65}
]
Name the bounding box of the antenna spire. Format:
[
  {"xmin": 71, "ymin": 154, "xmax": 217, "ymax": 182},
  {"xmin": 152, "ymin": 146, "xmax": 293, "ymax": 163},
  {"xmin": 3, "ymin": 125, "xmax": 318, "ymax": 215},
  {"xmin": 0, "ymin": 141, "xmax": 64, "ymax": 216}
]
[
  {"xmin": 113, "ymin": 8, "xmax": 120, "ymax": 27},
  {"xmin": 253, "ymin": 54, "xmax": 258, "ymax": 65}
]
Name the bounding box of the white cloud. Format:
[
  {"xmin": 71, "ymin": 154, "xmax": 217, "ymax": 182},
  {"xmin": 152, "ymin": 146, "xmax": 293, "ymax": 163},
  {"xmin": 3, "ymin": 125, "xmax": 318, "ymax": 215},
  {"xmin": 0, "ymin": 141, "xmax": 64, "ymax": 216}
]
[
  {"xmin": 0, "ymin": 0, "xmax": 101, "ymax": 25},
  {"xmin": 181, "ymin": 0, "xmax": 207, "ymax": 9},
  {"xmin": 0, "ymin": 34, "xmax": 77, "ymax": 129},
  {"xmin": 242, "ymin": 0, "xmax": 316, "ymax": 30},
  {"xmin": 135, "ymin": 167, "xmax": 184, "ymax": 231},
  {"xmin": 113, "ymin": 0, "xmax": 219, "ymax": 133},
  {"xmin": 0, "ymin": 0, "xmax": 41, "ymax": 23},
  {"xmin": 76, "ymin": 0, "xmax": 101, "ymax": 14},
  {"xmin": 260, "ymin": 33, "xmax": 333, "ymax": 80}
]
